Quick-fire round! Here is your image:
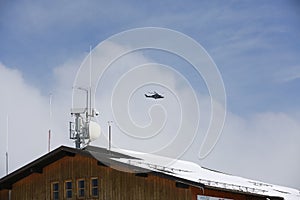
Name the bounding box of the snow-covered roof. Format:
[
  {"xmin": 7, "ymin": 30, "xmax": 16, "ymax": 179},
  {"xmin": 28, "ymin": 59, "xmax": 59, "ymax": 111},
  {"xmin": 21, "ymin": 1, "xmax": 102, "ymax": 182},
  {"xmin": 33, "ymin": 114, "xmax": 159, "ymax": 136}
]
[
  {"xmin": 1, "ymin": 145, "xmax": 299, "ymax": 200},
  {"xmin": 88, "ymin": 147, "xmax": 300, "ymax": 200}
]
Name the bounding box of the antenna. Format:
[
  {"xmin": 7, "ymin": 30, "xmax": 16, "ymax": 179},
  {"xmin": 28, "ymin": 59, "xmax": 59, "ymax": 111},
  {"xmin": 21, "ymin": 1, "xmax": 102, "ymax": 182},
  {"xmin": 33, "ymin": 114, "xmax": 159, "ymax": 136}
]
[
  {"xmin": 108, "ymin": 121, "xmax": 113, "ymax": 151},
  {"xmin": 69, "ymin": 46, "xmax": 101, "ymax": 149},
  {"xmin": 89, "ymin": 45, "xmax": 92, "ymax": 87},
  {"xmin": 89, "ymin": 45, "xmax": 92, "ymax": 121},
  {"xmin": 6, "ymin": 115, "xmax": 9, "ymax": 175},
  {"xmin": 70, "ymin": 88, "xmax": 101, "ymax": 148},
  {"xmin": 48, "ymin": 93, "xmax": 52, "ymax": 152},
  {"xmin": 70, "ymin": 88, "xmax": 89, "ymax": 149}
]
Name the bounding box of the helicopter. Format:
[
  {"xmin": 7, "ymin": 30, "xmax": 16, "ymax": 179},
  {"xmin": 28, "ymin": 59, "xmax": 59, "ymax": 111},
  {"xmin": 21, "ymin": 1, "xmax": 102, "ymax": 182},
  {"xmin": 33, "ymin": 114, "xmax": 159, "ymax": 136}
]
[{"xmin": 145, "ymin": 91, "xmax": 164, "ymax": 99}]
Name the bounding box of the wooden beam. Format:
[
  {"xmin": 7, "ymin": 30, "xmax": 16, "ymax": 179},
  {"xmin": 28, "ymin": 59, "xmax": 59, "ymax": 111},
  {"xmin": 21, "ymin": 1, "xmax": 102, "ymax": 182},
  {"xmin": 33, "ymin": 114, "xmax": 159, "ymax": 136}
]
[
  {"xmin": 135, "ymin": 173, "xmax": 148, "ymax": 178},
  {"xmin": 29, "ymin": 167, "xmax": 43, "ymax": 174},
  {"xmin": 97, "ymin": 161, "xmax": 109, "ymax": 167},
  {"xmin": 175, "ymin": 182, "xmax": 189, "ymax": 189}
]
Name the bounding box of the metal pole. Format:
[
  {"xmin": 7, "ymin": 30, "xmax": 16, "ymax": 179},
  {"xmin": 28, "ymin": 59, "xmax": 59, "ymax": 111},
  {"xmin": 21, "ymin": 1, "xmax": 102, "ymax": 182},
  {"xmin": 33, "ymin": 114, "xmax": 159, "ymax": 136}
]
[
  {"xmin": 109, "ymin": 124, "xmax": 111, "ymax": 151},
  {"xmin": 89, "ymin": 87, "xmax": 92, "ymax": 118},
  {"xmin": 75, "ymin": 134, "xmax": 80, "ymax": 149},
  {"xmin": 48, "ymin": 93, "xmax": 52, "ymax": 152},
  {"xmin": 89, "ymin": 46, "xmax": 92, "ymax": 119},
  {"xmin": 86, "ymin": 89, "xmax": 89, "ymax": 121},
  {"xmin": 6, "ymin": 115, "xmax": 9, "ymax": 175},
  {"xmin": 6, "ymin": 115, "xmax": 10, "ymax": 200},
  {"xmin": 5, "ymin": 152, "xmax": 8, "ymax": 175},
  {"xmin": 75, "ymin": 114, "xmax": 81, "ymax": 149},
  {"xmin": 48, "ymin": 130, "xmax": 51, "ymax": 152},
  {"xmin": 108, "ymin": 121, "xmax": 113, "ymax": 151}
]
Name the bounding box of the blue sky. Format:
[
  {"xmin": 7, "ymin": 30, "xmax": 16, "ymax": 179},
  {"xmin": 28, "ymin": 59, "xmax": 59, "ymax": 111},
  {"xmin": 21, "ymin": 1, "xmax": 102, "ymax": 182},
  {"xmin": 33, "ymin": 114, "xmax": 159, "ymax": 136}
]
[
  {"xmin": 0, "ymin": 0, "xmax": 300, "ymax": 189},
  {"xmin": 1, "ymin": 0, "xmax": 300, "ymax": 114}
]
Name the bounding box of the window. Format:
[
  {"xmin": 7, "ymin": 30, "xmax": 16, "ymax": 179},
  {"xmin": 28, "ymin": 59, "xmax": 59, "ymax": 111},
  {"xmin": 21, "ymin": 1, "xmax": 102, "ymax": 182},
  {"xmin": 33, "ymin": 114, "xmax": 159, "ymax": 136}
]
[
  {"xmin": 91, "ymin": 177, "xmax": 99, "ymax": 197},
  {"xmin": 77, "ymin": 179, "xmax": 85, "ymax": 198},
  {"xmin": 51, "ymin": 182, "xmax": 59, "ymax": 200},
  {"xmin": 64, "ymin": 180, "xmax": 72, "ymax": 199}
]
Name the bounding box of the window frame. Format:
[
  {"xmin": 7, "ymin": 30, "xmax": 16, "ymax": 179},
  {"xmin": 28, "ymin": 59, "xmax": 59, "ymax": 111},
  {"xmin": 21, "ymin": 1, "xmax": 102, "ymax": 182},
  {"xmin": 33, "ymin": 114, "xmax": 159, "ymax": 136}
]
[
  {"xmin": 51, "ymin": 181, "xmax": 59, "ymax": 200},
  {"xmin": 64, "ymin": 180, "xmax": 73, "ymax": 199},
  {"xmin": 77, "ymin": 178, "xmax": 85, "ymax": 198},
  {"xmin": 90, "ymin": 177, "xmax": 99, "ymax": 197}
]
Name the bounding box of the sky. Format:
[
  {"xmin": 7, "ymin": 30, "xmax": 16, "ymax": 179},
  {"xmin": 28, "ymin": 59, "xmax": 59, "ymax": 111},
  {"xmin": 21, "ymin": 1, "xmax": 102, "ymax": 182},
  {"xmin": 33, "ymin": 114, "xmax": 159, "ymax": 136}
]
[{"xmin": 0, "ymin": 0, "xmax": 300, "ymax": 190}]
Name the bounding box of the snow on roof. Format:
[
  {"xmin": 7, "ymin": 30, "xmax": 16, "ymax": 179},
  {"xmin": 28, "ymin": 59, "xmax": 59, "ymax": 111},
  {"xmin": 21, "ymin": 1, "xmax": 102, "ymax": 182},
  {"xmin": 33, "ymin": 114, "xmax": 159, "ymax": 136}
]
[
  {"xmin": 107, "ymin": 148, "xmax": 300, "ymax": 200},
  {"xmin": 1, "ymin": 145, "xmax": 298, "ymax": 199}
]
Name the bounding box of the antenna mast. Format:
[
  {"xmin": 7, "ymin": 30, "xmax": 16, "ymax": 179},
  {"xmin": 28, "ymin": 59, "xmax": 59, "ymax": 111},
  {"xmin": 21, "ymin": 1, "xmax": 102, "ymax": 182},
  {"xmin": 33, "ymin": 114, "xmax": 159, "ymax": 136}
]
[
  {"xmin": 89, "ymin": 45, "xmax": 92, "ymax": 120},
  {"xmin": 48, "ymin": 93, "xmax": 52, "ymax": 152},
  {"xmin": 69, "ymin": 46, "xmax": 101, "ymax": 149},
  {"xmin": 108, "ymin": 121, "xmax": 113, "ymax": 151},
  {"xmin": 6, "ymin": 115, "xmax": 9, "ymax": 175},
  {"xmin": 70, "ymin": 87, "xmax": 100, "ymax": 148}
]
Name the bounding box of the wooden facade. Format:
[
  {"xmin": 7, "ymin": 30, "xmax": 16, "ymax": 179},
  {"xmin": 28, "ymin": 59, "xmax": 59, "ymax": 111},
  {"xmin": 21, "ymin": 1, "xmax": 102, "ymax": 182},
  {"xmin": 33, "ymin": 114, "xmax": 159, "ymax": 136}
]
[{"xmin": 0, "ymin": 146, "xmax": 283, "ymax": 200}]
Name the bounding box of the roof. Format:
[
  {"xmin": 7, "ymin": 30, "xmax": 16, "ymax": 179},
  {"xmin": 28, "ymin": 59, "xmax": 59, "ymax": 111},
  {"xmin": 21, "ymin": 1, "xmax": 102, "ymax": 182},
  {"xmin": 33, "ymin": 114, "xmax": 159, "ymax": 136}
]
[
  {"xmin": 0, "ymin": 145, "xmax": 138, "ymax": 190},
  {"xmin": 0, "ymin": 146, "xmax": 81, "ymax": 190},
  {"xmin": 0, "ymin": 145, "xmax": 299, "ymax": 200},
  {"xmin": 109, "ymin": 148, "xmax": 300, "ymax": 200}
]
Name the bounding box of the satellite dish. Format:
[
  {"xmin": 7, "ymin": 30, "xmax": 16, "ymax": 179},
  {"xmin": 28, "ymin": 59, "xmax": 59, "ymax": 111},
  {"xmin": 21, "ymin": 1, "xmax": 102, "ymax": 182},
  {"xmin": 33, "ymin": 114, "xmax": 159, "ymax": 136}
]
[{"xmin": 89, "ymin": 121, "xmax": 101, "ymax": 141}]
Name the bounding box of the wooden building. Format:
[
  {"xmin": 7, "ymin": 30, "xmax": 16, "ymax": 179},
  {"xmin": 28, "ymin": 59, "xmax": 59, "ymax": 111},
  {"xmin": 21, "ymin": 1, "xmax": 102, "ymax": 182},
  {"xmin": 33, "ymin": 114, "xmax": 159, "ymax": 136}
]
[{"xmin": 0, "ymin": 146, "xmax": 298, "ymax": 200}]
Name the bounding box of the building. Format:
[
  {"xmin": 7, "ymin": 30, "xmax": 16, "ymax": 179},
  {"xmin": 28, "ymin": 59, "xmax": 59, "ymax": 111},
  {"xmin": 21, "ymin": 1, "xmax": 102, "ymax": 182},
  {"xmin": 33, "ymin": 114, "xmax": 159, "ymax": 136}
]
[{"xmin": 0, "ymin": 145, "xmax": 299, "ymax": 200}]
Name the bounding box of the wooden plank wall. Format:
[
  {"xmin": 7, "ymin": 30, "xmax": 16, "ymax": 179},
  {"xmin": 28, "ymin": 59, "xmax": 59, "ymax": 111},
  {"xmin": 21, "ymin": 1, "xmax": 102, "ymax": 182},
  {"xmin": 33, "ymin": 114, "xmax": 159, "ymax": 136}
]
[
  {"xmin": 10, "ymin": 155, "xmax": 192, "ymax": 200},
  {"xmin": 6, "ymin": 154, "xmax": 274, "ymax": 200},
  {"xmin": 0, "ymin": 189, "xmax": 9, "ymax": 199}
]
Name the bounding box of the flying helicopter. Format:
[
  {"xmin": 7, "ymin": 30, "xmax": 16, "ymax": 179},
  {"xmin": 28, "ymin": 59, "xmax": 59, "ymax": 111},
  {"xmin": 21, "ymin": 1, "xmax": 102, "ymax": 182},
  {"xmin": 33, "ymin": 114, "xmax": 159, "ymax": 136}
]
[{"xmin": 145, "ymin": 91, "xmax": 164, "ymax": 99}]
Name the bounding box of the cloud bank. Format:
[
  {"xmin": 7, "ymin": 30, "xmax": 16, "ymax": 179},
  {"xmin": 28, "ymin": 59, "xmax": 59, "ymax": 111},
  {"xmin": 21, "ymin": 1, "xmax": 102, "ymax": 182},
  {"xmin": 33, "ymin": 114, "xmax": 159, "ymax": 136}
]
[{"xmin": 0, "ymin": 41, "xmax": 299, "ymax": 190}]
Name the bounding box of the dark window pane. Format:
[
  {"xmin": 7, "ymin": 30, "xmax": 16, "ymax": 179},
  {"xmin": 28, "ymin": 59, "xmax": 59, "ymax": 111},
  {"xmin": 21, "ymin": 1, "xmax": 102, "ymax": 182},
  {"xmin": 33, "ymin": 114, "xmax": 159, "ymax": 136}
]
[
  {"xmin": 54, "ymin": 192, "xmax": 59, "ymax": 200},
  {"xmin": 92, "ymin": 178, "xmax": 98, "ymax": 187},
  {"xmin": 66, "ymin": 190, "xmax": 72, "ymax": 198},
  {"xmin": 92, "ymin": 188, "xmax": 98, "ymax": 196},
  {"xmin": 53, "ymin": 183, "xmax": 59, "ymax": 191},
  {"xmin": 65, "ymin": 181, "xmax": 72, "ymax": 199},
  {"xmin": 78, "ymin": 180, "xmax": 85, "ymax": 197},
  {"xmin": 79, "ymin": 180, "xmax": 84, "ymax": 188},
  {"xmin": 79, "ymin": 189, "xmax": 85, "ymax": 197},
  {"xmin": 66, "ymin": 181, "xmax": 72, "ymax": 189},
  {"xmin": 52, "ymin": 182, "xmax": 59, "ymax": 200},
  {"xmin": 91, "ymin": 178, "xmax": 98, "ymax": 197}
]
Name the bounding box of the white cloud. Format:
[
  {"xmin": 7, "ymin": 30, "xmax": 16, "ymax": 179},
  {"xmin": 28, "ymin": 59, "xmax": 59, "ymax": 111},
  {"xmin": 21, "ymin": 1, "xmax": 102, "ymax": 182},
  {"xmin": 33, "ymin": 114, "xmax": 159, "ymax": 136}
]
[
  {"xmin": 0, "ymin": 40, "xmax": 299, "ymax": 190},
  {"xmin": 0, "ymin": 59, "xmax": 78, "ymax": 176},
  {"xmin": 74, "ymin": 42, "xmax": 204, "ymax": 160},
  {"xmin": 70, "ymin": 41, "xmax": 300, "ymax": 189},
  {"xmin": 0, "ymin": 63, "xmax": 50, "ymax": 174},
  {"xmin": 1, "ymin": 0, "xmax": 299, "ymax": 192},
  {"xmin": 196, "ymin": 111, "xmax": 300, "ymax": 189},
  {"xmin": 273, "ymin": 65, "xmax": 300, "ymax": 83}
]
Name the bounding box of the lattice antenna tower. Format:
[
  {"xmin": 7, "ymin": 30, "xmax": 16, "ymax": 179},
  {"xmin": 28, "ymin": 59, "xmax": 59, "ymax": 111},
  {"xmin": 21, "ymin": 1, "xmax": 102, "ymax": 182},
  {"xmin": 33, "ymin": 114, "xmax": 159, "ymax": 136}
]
[{"xmin": 69, "ymin": 47, "xmax": 101, "ymax": 149}]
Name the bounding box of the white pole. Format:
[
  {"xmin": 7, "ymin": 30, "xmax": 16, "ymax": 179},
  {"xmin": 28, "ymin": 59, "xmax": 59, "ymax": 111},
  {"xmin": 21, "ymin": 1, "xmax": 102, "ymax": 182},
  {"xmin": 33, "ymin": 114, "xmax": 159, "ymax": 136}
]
[
  {"xmin": 6, "ymin": 115, "xmax": 9, "ymax": 175},
  {"xmin": 48, "ymin": 93, "xmax": 52, "ymax": 152},
  {"xmin": 108, "ymin": 121, "xmax": 113, "ymax": 151},
  {"xmin": 89, "ymin": 45, "xmax": 92, "ymax": 118}
]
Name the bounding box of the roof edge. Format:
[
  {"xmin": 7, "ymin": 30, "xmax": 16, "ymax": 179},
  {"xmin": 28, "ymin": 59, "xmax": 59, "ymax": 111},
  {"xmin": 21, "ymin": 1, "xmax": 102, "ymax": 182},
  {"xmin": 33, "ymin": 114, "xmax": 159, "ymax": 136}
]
[{"xmin": 0, "ymin": 145, "xmax": 80, "ymax": 189}]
